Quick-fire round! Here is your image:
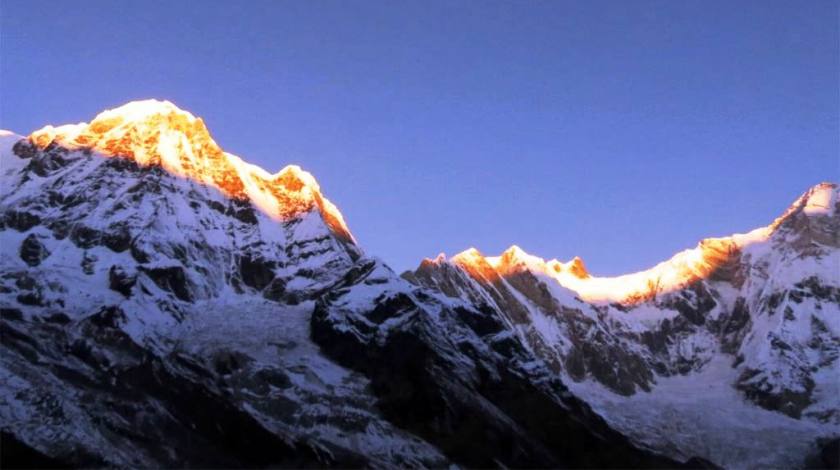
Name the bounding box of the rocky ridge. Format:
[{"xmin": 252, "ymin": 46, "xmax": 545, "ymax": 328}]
[{"xmin": 404, "ymin": 183, "xmax": 840, "ymax": 466}]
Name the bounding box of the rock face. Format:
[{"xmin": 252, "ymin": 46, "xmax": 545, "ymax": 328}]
[
  {"xmin": 404, "ymin": 183, "xmax": 840, "ymax": 467},
  {"xmin": 0, "ymin": 104, "xmax": 680, "ymax": 468},
  {"xmin": 310, "ymin": 260, "xmax": 678, "ymax": 468}
]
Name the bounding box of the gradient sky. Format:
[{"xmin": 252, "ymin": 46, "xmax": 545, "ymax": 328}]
[{"xmin": 2, "ymin": 0, "xmax": 837, "ymax": 274}]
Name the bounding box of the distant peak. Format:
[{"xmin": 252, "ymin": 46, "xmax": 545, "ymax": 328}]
[
  {"xmin": 274, "ymin": 164, "xmax": 320, "ymax": 192},
  {"xmin": 484, "ymin": 245, "xmax": 549, "ymax": 274},
  {"xmin": 419, "ymin": 253, "xmax": 448, "ymax": 268},
  {"xmin": 502, "ymin": 244, "xmax": 527, "ymax": 259},
  {"xmin": 453, "ymin": 247, "xmax": 484, "ymax": 262},
  {"xmin": 564, "ymin": 256, "xmax": 590, "ymax": 279}
]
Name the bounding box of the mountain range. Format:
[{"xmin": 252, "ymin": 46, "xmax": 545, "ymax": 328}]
[{"xmin": 1, "ymin": 100, "xmax": 837, "ymax": 469}]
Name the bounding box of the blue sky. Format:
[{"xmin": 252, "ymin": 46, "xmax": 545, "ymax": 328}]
[{"xmin": 2, "ymin": 0, "xmax": 837, "ymax": 274}]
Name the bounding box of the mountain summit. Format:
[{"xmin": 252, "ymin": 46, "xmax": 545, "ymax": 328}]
[{"xmin": 22, "ymin": 99, "xmax": 353, "ymax": 243}]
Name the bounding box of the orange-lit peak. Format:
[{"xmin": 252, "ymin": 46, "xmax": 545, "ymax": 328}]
[
  {"xmin": 770, "ymin": 182, "xmax": 838, "ymax": 230},
  {"xmin": 548, "ymin": 256, "xmax": 590, "ymax": 279},
  {"xmin": 803, "ymin": 182, "xmax": 838, "ymax": 215},
  {"xmin": 25, "ymin": 99, "xmax": 355, "ymax": 243},
  {"xmin": 486, "ymin": 245, "xmax": 548, "ymax": 273},
  {"xmin": 451, "ymin": 247, "xmax": 485, "ymax": 264},
  {"xmin": 417, "ymin": 184, "xmax": 837, "ymax": 306},
  {"xmin": 438, "ymin": 241, "xmax": 738, "ymax": 305},
  {"xmin": 450, "ymin": 247, "xmax": 504, "ymax": 281},
  {"xmin": 499, "ymin": 245, "xmax": 529, "ymax": 263},
  {"xmin": 418, "ymin": 253, "xmax": 448, "ymax": 269},
  {"xmin": 93, "ymin": 99, "xmax": 198, "ymax": 127}
]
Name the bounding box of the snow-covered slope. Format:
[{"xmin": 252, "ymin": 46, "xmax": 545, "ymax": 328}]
[
  {"xmin": 404, "ymin": 183, "xmax": 840, "ymax": 468},
  {"xmin": 0, "ymin": 102, "xmax": 435, "ymax": 466},
  {"xmin": 0, "ymin": 101, "xmax": 682, "ymax": 468}
]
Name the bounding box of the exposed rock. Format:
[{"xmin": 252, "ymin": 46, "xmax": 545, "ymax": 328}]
[
  {"xmin": 139, "ymin": 266, "xmax": 192, "ymax": 301},
  {"xmin": 81, "ymin": 252, "xmax": 97, "ymax": 274},
  {"xmin": 69, "ymin": 225, "xmax": 101, "ymax": 249},
  {"xmin": 4, "ymin": 210, "xmax": 41, "ymax": 231},
  {"xmin": 0, "ymin": 308, "xmax": 23, "ymax": 321},
  {"xmin": 11, "ymin": 139, "xmax": 38, "ymax": 159},
  {"xmin": 211, "ymin": 349, "xmax": 253, "ymax": 375},
  {"xmin": 736, "ymin": 368, "xmax": 815, "ymax": 419},
  {"xmin": 311, "ymin": 260, "xmax": 680, "ymax": 468},
  {"xmin": 239, "ymin": 256, "xmax": 275, "ymax": 290},
  {"xmin": 719, "ymin": 297, "xmax": 751, "ymax": 354},
  {"xmin": 19, "ymin": 234, "xmax": 50, "ymax": 267},
  {"xmin": 102, "ymin": 224, "xmax": 132, "ymax": 252},
  {"xmin": 262, "ymin": 277, "xmax": 286, "ymax": 301},
  {"xmin": 108, "ymin": 265, "xmax": 136, "ymax": 297}
]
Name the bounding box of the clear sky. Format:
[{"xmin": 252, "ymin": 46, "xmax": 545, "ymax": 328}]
[{"xmin": 2, "ymin": 0, "xmax": 837, "ymax": 274}]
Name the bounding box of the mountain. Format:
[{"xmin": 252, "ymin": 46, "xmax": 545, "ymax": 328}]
[
  {"xmin": 0, "ymin": 101, "xmax": 686, "ymax": 468},
  {"xmin": 404, "ymin": 183, "xmax": 840, "ymax": 468}
]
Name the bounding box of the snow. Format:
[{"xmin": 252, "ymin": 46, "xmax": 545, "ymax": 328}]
[
  {"xmin": 486, "ymin": 245, "xmax": 546, "ymax": 271},
  {"xmin": 0, "ymin": 118, "xmax": 443, "ymax": 464},
  {"xmin": 22, "ymin": 100, "xmax": 355, "ymax": 241},
  {"xmin": 802, "ymin": 183, "xmax": 837, "ymax": 216},
  {"xmin": 566, "ymin": 355, "xmax": 839, "ymax": 469},
  {"xmin": 409, "ymin": 181, "xmax": 840, "ymax": 467},
  {"xmin": 435, "ymin": 183, "xmax": 837, "ymax": 310},
  {"xmin": 93, "ymin": 99, "xmax": 191, "ymax": 123}
]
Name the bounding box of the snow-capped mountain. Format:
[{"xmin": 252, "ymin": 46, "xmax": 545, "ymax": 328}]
[
  {"xmin": 404, "ymin": 183, "xmax": 840, "ymax": 468},
  {"xmin": 0, "ymin": 101, "xmax": 684, "ymax": 468}
]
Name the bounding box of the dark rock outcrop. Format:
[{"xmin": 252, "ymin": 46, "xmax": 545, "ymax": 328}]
[
  {"xmin": 139, "ymin": 266, "xmax": 192, "ymax": 301},
  {"xmin": 19, "ymin": 234, "xmax": 50, "ymax": 267},
  {"xmin": 108, "ymin": 265, "xmax": 136, "ymax": 297}
]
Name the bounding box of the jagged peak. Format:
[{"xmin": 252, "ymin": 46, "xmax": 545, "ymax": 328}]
[
  {"xmin": 416, "ymin": 182, "xmax": 837, "ymax": 305},
  {"xmin": 486, "ymin": 245, "xmax": 547, "ymax": 272},
  {"xmin": 793, "ymin": 182, "xmax": 837, "ymax": 217},
  {"xmin": 554, "ymin": 256, "xmax": 589, "ymax": 279},
  {"xmin": 452, "ymin": 247, "xmax": 485, "ymax": 264},
  {"xmin": 500, "ymin": 245, "xmax": 529, "ymax": 262},
  {"xmin": 767, "ymin": 182, "xmax": 838, "ymax": 232},
  {"xmin": 274, "ymin": 164, "xmax": 321, "ymax": 191},
  {"xmin": 418, "ymin": 253, "xmax": 448, "ymax": 270},
  {"xmin": 29, "ymin": 99, "xmax": 215, "ymax": 155},
  {"xmin": 430, "ymin": 252, "xmax": 448, "ymax": 264},
  {"xmin": 20, "ymin": 100, "xmax": 355, "ymax": 244}
]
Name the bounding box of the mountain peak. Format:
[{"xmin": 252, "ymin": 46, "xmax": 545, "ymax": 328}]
[
  {"xmin": 452, "ymin": 247, "xmax": 485, "ymax": 264},
  {"xmin": 763, "ymin": 182, "xmax": 839, "ymax": 242},
  {"xmin": 95, "ymin": 99, "xmax": 194, "ymax": 122},
  {"xmin": 487, "ymin": 245, "xmax": 547, "ymax": 272},
  {"xmin": 21, "ymin": 99, "xmax": 355, "ymax": 244},
  {"xmin": 501, "ymin": 244, "xmax": 528, "ymax": 260},
  {"xmin": 800, "ymin": 182, "xmax": 837, "ymax": 216},
  {"xmin": 30, "ymin": 99, "xmax": 217, "ymax": 161},
  {"xmin": 550, "ymin": 256, "xmax": 589, "ymax": 279}
]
